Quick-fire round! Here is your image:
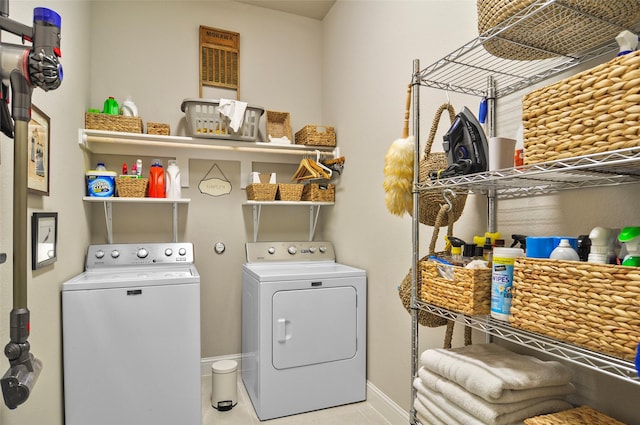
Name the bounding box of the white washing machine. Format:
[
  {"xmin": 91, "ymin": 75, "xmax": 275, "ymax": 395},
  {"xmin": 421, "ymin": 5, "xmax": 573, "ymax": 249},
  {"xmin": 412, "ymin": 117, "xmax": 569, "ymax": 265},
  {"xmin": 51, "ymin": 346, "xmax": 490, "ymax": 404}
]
[
  {"xmin": 62, "ymin": 243, "xmax": 201, "ymax": 425},
  {"xmin": 241, "ymin": 241, "xmax": 367, "ymax": 421}
]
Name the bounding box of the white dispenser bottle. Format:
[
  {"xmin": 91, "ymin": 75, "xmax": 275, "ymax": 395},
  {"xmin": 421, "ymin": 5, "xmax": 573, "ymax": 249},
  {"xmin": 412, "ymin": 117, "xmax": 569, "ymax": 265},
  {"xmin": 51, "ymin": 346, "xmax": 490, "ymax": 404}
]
[
  {"xmin": 166, "ymin": 160, "xmax": 181, "ymax": 199},
  {"xmin": 550, "ymin": 239, "xmax": 580, "ymax": 261}
]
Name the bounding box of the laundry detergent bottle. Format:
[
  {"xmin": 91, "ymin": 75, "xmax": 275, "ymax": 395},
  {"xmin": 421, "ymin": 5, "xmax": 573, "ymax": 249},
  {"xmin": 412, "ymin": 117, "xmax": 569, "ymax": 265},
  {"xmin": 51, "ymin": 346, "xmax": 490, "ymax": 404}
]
[
  {"xmin": 166, "ymin": 160, "xmax": 181, "ymax": 199},
  {"xmin": 148, "ymin": 159, "xmax": 165, "ymax": 198}
]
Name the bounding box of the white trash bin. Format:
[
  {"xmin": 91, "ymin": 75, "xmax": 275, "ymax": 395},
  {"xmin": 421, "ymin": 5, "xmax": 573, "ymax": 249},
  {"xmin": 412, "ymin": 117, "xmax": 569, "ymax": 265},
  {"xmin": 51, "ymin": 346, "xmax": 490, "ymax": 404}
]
[{"xmin": 211, "ymin": 360, "xmax": 238, "ymax": 411}]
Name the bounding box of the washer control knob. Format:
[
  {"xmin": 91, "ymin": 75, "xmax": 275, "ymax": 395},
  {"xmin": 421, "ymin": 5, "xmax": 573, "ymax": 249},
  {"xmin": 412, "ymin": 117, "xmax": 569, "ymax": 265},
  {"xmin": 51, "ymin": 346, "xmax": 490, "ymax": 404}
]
[
  {"xmin": 178, "ymin": 247, "xmax": 187, "ymax": 256},
  {"xmin": 95, "ymin": 249, "xmax": 105, "ymax": 259},
  {"xmin": 319, "ymin": 246, "xmax": 327, "ymax": 253},
  {"xmin": 111, "ymin": 250, "xmax": 120, "ymax": 259},
  {"xmin": 268, "ymin": 247, "xmax": 276, "ymax": 255},
  {"xmin": 288, "ymin": 246, "xmax": 297, "ymax": 255},
  {"xmin": 165, "ymin": 248, "xmax": 173, "ymax": 257},
  {"xmin": 137, "ymin": 248, "xmax": 149, "ymax": 259},
  {"xmin": 309, "ymin": 246, "xmax": 317, "ymax": 253}
]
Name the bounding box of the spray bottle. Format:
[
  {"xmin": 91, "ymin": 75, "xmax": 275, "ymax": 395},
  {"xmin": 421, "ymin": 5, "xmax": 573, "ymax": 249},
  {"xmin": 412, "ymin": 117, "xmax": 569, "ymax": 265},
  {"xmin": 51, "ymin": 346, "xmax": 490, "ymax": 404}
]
[
  {"xmin": 446, "ymin": 236, "xmax": 465, "ymax": 266},
  {"xmin": 618, "ymin": 227, "xmax": 640, "ymax": 267}
]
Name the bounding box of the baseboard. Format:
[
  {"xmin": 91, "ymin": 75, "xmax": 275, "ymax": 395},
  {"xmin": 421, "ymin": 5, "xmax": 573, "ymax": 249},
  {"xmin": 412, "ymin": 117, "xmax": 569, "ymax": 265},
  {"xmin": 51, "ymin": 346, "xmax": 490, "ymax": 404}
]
[
  {"xmin": 201, "ymin": 355, "xmax": 409, "ymax": 425},
  {"xmin": 201, "ymin": 354, "xmax": 242, "ymax": 376},
  {"xmin": 366, "ymin": 381, "xmax": 410, "ymax": 425}
]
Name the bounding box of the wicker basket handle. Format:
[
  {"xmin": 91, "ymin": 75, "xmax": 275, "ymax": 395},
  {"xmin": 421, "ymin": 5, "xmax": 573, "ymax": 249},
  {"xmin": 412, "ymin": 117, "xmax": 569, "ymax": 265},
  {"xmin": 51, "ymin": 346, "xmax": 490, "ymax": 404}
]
[{"xmin": 424, "ymin": 103, "xmax": 456, "ymax": 156}]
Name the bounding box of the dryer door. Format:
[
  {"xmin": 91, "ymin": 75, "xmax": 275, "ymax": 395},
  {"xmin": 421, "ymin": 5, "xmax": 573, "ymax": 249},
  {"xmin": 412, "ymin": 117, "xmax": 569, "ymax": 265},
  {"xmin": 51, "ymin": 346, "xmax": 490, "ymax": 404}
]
[{"xmin": 272, "ymin": 286, "xmax": 357, "ymax": 369}]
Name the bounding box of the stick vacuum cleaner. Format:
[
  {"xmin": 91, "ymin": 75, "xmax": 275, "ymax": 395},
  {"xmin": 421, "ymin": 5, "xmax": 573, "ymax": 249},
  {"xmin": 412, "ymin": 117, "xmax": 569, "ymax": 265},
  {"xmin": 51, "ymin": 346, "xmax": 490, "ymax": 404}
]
[{"xmin": 0, "ymin": 2, "xmax": 63, "ymax": 409}]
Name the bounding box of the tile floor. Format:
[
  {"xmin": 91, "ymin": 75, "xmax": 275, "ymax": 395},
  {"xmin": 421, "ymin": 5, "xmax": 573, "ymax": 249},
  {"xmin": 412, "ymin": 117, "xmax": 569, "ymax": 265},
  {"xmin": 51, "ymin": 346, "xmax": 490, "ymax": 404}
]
[{"xmin": 201, "ymin": 374, "xmax": 393, "ymax": 425}]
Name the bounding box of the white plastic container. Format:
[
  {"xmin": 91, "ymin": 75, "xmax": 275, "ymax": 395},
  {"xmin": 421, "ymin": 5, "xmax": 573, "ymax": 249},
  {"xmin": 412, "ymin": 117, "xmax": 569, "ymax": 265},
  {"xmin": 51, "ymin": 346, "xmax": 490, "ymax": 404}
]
[
  {"xmin": 166, "ymin": 160, "xmax": 181, "ymax": 199},
  {"xmin": 86, "ymin": 170, "xmax": 116, "ymax": 197},
  {"xmin": 550, "ymin": 239, "xmax": 580, "ymax": 261},
  {"xmin": 211, "ymin": 360, "xmax": 238, "ymax": 411},
  {"xmin": 491, "ymin": 247, "xmax": 524, "ymax": 322}
]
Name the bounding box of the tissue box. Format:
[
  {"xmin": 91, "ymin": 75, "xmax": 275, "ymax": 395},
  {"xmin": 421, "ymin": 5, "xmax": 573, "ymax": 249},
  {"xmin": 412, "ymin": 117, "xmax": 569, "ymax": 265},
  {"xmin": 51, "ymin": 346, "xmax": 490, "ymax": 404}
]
[{"xmin": 181, "ymin": 98, "xmax": 264, "ymax": 142}]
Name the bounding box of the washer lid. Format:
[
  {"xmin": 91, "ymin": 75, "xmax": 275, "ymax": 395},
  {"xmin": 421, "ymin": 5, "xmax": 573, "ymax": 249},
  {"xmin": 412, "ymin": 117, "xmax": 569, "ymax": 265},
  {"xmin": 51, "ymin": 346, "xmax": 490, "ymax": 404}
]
[
  {"xmin": 62, "ymin": 264, "xmax": 199, "ymax": 291},
  {"xmin": 242, "ymin": 261, "xmax": 365, "ymax": 282}
]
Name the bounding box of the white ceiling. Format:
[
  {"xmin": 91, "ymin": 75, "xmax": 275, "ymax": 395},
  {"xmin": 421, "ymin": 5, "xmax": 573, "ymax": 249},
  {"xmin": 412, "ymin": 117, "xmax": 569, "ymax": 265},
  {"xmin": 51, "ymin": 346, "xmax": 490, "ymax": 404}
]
[{"xmin": 234, "ymin": 0, "xmax": 336, "ymax": 20}]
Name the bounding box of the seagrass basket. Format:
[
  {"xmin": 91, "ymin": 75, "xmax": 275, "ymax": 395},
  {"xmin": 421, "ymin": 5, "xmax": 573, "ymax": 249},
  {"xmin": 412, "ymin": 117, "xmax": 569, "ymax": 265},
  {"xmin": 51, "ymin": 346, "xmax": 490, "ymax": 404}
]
[
  {"xmin": 266, "ymin": 111, "xmax": 292, "ymax": 142},
  {"xmin": 301, "ymin": 183, "xmax": 334, "ymax": 202},
  {"xmin": 420, "ymin": 256, "xmax": 492, "ymax": 315},
  {"xmin": 522, "ymin": 50, "xmax": 640, "ymax": 164},
  {"xmin": 147, "ymin": 122, "xmax": 170, "ymax": 135},
  {"xmin": 295, "ymin": 125, "xmax": 336, "ymax": 147},
  {"xmin": 116, "ymin": 177, "xmax": 148, "ymax": 198},
  {"xmin": 276, "ymin": 184, "xmax": 303, "ymax": 201},
  {"xmin": 246, "ymin": 183, "xmax": 277, "ymax": 201},
  {"xmin": 524, "ymin": 405, "xmax": 627, "ymax": 425},
  {"xmin": 478, "ymin": 0, "xmax": 640, "ymax": 60},
  {"xmin": 85, "ymin": 113, "xmax": 143, "ymax": 133},
  {"xmin": 510, "ymin": 257, "xmax": 640, "ymax": 361}
]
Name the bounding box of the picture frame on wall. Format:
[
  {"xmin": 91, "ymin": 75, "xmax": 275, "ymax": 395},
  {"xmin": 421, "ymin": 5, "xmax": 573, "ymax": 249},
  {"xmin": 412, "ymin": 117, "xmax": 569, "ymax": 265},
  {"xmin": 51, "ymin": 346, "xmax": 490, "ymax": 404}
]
[
  {"xmin": 31, "ymin": 212, "xmax": 57, "ymax": 270},
  {"xmin": 27, "ymin": 105, "xmax": 50, "ymax": 196}
]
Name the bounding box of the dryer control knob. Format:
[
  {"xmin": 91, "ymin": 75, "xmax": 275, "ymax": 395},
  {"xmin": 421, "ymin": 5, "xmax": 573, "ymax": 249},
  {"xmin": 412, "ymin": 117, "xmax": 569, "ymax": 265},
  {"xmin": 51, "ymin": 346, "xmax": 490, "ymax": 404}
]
[
  {"xmin": 95, "ymin": 249, "xmax": 105, "ymax": 259},
  {"xmin": 164, "ymin": 248, "xmax": 173, "ymax": 257},
  {"xmin": 288, "ymin": 246, "xmax": 297, "ymax": 255},
  {"xmin": 111, "ymin": 250, "xmax": 120, "ymax": 259},
  {"xmin": 268, "ymin": 247, "xmax": 276, "ymax": 255},
  {"xmin": 309, "ymin": 246, "xmax": 317, "ymax": 253},
  {"xmin": 319, "ymin": 246, "xmax": 327, "ymax": 253},
  {"xmin": 178, "ymin": 248, "xmax": 187, "ymax": 256},
  {"xmin": 137, "ymin": 248, "xmax": 149, "ymax": 258}
]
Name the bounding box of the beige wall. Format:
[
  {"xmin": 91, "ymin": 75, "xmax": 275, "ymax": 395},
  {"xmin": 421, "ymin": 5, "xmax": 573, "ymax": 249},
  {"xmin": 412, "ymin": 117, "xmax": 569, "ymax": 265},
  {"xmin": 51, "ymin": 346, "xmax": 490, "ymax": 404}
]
[{"xmin": 1, "ymin": 1, "xmax": 639, "ymax": 424}]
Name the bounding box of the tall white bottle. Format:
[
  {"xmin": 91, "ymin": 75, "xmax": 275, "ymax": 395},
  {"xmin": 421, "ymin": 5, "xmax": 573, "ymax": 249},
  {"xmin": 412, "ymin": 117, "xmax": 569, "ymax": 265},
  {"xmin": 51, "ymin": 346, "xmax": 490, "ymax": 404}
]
[{"xmin": 166, "ymin": 160, "xmax": 182, "ymax": 199}]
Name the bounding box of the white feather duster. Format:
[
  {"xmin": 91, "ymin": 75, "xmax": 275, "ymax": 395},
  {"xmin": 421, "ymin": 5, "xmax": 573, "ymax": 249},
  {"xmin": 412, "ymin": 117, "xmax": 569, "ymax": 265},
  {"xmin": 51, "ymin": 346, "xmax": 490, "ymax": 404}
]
[{"xmin": 383, "ymin": 135, "xmax": 415, "ymax": 216}]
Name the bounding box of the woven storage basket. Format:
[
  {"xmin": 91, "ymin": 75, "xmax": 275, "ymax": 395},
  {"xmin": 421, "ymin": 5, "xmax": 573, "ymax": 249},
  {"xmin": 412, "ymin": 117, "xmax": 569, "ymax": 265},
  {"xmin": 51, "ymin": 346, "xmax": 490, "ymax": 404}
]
[
  {"xmin": 276, "ymin": 183, "xmax": 303, "ymax": 201},
  {"xmin": 522, "ymin": 50, "xmax": 640, "ymax": 164},
  {"xmin": 420, "ymin": 256, "xmax": 492, "ymax": 315},
  {"xmin": 478, "ymin": 0, "xmax": 640, "ymax": 60},
  {"xmin": 180, "ymin": 99, "xmax": 264, "ymax": 142},
  {"xmin": 147, "ymin": 122, "xmax": 170, "ymax": 135},
  {"xmin": 116, "ymin": 177, "xmax": 148, "ymax": 198},
  {"xmin": 295, "ymin": 125, "xmax": 336, "ymax": 147},
  {"xmin": 85, "ymin": 113, "xmax": 143, "ymax": 133},
  {"xmin": 301, "ymin": 183, "xmax": 334, "ymax": 202},
  {"xmin": 266, "ymin": 111, "xmax": 292, "ymax": 142},
  {"xmin": 510, "ymin": 257, "xmax": 640, "ymax": 361},
  {"xmin": 246, "ymin": 183, "xmax": 277, "ymax": 201},
  {"xmin": 524, "ymin": 405, "xmax": 627, "ymax": 425}
]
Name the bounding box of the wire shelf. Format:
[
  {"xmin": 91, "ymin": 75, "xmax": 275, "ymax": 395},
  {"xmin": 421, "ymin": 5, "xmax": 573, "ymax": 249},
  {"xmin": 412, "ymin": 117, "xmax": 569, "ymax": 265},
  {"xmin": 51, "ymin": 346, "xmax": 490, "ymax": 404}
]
[
  {"xmin": 415, "ymin": 0, "xmax": 640, "ymax": 98},
  {"xmin": 415, "ymin": 300, "xmax": 640, "ymax": 386},
  {"xmin": 416, "ymin": 147, "xmax": 640, "ymax": 198}
]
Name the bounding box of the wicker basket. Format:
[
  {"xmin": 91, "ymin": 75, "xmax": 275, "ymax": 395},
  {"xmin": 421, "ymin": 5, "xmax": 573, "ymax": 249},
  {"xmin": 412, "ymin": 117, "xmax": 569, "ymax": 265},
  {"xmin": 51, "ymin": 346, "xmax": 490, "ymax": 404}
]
[
  {"xmin": 524, "ymin": 405, "xmax": 627, "ymax": 425},
  {"xmin": 147, "ymin": 122, "xmax": 170, "ymax": 135},
  {"xmin": 522, "ymin": 50, "xmax": 640, "ymax": 164},
  {"xmin": 295, "ymin": 125, "xmax": 336, "ymax": 147},
  {"xmin": 276, "ymin": 184, "xmax": 303, "ymax": 201},
  {"xmin": 478, "ymin": 0, "xmax": 640, "ymax": 60},
  {"xmin": 85, "ymin": 113, "xmax": 143, "ymax": 133},
  {"xmin": 301, "ymin": 183, "xmax": 334, "ymax": 202},
  {"xmin": 181, "ymin": 98, "xmax": 264, "ymax": 142},
  {"xmin": 116, "ymin": 177, "xmax": 148, "ymax": 198},
  {"xmin": 420, "ymin": 257, "xmax": 492, "ymax": 315},
  {"xmin": 246, "ymin": 183, "xmax": 277, "ymax": 201},
  {"xmin": 266, "ymin": 111, "xmax": 292, "ymax": 142},
  {"xmin": 510, "ymin": 257, "xmax": 640, "ymax": 361}
]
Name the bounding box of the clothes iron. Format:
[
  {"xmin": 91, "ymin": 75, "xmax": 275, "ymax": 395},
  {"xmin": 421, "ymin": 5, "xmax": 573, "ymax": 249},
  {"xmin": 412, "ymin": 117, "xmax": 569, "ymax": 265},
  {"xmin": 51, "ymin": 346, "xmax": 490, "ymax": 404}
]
[{"xmin": 430, "ymin": 106, "xmax": 489, "ymax": 179}]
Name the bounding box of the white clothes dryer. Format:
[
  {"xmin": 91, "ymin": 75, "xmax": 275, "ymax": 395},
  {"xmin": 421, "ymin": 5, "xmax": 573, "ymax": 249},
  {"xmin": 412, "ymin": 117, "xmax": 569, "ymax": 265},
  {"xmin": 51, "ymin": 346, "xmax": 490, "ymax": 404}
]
[
  {"xmin": 62, "ymin": 243, "xmax": 201, "ymax": 425},
  {"xmin": 241, "ymin": 241, "xmax": 367, "ymax": 421}
]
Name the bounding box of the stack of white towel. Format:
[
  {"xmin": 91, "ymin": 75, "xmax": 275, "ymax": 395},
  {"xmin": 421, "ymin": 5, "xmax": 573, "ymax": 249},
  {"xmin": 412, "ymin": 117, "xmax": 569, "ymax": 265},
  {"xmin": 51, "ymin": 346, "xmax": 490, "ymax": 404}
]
[{"xmin": 414, "ymin": 343, "xmax": 575, "ymax": 425}]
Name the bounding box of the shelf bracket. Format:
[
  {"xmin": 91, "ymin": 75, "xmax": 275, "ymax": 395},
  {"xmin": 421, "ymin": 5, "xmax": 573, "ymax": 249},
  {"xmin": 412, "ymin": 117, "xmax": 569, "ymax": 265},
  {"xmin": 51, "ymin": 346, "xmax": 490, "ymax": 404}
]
[
  {"xmin": 104, "ymin": 201, "xmax": 113, "ymax": 244},
  {"xmin": 309, "ymin": 205, "xmax": 321, "ymax": 241},
  {"xmin": 252, "ymin": 204, "xmax": 262, "ymax": 242}
]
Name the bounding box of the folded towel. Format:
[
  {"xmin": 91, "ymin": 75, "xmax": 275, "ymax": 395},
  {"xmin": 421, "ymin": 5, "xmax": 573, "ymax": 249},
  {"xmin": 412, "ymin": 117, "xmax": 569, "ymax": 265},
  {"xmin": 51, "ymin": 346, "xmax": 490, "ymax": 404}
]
[
  {"xmin": 419, "ymin": 366, "xmax": 574, "ymax": 404},
  {"xmin": 217, "ymin": 99, "xmax": 248, "ymax": 132},
  {"xmin": 417, "ymin": 368, "xmax": 573, "ymax": 425},
  {"xmin": 414, "ymin": 395, "xmax": 449, "ymax": 425},
  {"xmin": 421, "ymin": 343, "xmax": 573, "ymax": 402}
]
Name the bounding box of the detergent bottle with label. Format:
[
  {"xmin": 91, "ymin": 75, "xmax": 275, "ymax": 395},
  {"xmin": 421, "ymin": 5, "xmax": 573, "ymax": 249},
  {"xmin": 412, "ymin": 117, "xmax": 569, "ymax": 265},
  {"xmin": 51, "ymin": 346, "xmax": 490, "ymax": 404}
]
[{"xmin": 148, "ymin": 159, "xmax": 165, "ymax": 198}]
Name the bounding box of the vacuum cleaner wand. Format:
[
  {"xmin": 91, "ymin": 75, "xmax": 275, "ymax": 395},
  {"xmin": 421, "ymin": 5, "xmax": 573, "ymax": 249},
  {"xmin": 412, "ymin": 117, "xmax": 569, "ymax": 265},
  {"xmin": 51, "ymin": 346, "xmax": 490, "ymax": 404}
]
[{"xmin": 0, "ymin": 3, "xmax": 62, "ymax": 409}]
